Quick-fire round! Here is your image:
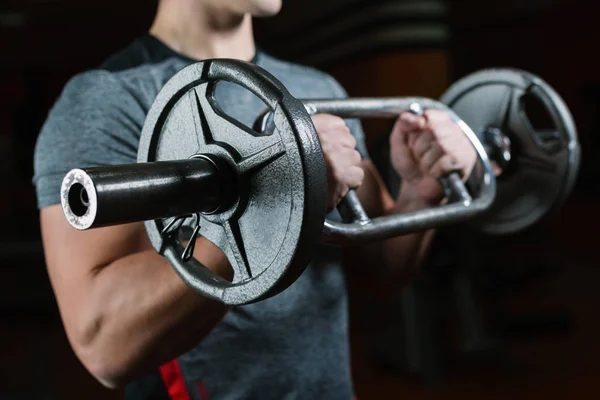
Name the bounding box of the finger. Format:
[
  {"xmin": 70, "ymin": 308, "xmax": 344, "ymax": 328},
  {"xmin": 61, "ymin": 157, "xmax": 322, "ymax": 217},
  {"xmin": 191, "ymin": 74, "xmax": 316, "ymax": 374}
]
[
  {"xmin": 423, "ymin": 109, "xmax": 453, "ymax": 128},
  {"xmin": 346, "ymin": 165, "xmax": 365, "ymax": 189},
  {"xmin": 351, "ymin": 149, "xmax": 362, "ymax": 164},
  {"xmin": 341, "ymin": 131, "xmax": 358, "ymax": 149},
  {"xmin": 328, "ymin": 116, "xmax": 355, "ymax": 141},
  {"xmin": 320, "ymin": 130, "xmax": 357, "ymax": 152},
  {"xmin": 402, "ymin": 112, "xmax": 427, "ymax": 130},
  {"xmin": 395, "ymin": 112, "xmax": 426, "ymax": 134},
  {"xmin": 329, "ymin": 183, "xmax": 349, "ymax": 211},
  {"xmin": 419, "ymin": 144, "xmax": 444, "ymax": 173},
  {"xmin": 329, "ymin": 125, "xmax": 357, "ymax": 149},
  {"xmin": 411, "ymin": 131, "xmax": 436, "ymax": 159},
  {"xmin": 423, "ymin": 109, "xmax": 453, "ymax": 124},
  {"xmin": 312, "ymin": 113, "xmax": 345, "ymax": 127},
  {"xmin": 430, "ymin": 154, "xmax": 460, "ymax": 179},
  {"xmin": 313, "ymin": 115, "xmax": 356, "ymax": 144},
  {"xmin": 390, "ymin": 120, "xmax": 409, "ymax": 146},
  {"xmin": 329, "ymin": 114, "xmax": 350, "ymax": 129},
  {"xmin": 390, "ymin": 139, "xmax": 418, "ymax": 176},
  {"xmin": 407, "ymin": 131, "xmax": 420, "ymax": 148},
  {"xmin": 339, "ymin": 148, "xmax": 362, "ymax": 167}
]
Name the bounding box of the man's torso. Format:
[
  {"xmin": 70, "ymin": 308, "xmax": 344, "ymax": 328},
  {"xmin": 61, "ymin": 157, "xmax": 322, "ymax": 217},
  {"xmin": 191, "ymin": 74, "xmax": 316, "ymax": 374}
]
[{"xmin": 33, "ymin": 35, "xmax": 368, "ymax": 400}]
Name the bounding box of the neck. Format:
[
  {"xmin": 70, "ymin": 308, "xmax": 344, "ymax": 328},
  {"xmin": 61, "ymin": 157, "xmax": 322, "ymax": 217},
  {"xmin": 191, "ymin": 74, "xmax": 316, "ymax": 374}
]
[{"xmin": 149, "ymin": 0, "xmax": 256, "ymax": 62}]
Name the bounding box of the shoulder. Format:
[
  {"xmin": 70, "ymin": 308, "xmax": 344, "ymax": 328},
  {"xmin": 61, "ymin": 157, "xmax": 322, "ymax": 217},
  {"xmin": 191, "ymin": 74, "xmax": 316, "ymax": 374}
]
[
  {"xmin": 257, "ymin": 52, "xmax": 348, "ymax": 99},
  {"xmin": 36, "ymin": 66, "xmax": 156, "ymax": 168},
  {"xmin": 55, "ymin": 69, "xmax": 131, "ymax": 114},
  {"xmin": 36, "ymin": 69, "xmax": 144, "ymax": 165},
  {"xmin": 52, "ymin": 56, "xmax": 184, "ymax": 124},
  {"xmin": 43, "ymin": 69, "xmax": 144, "ymax": 144}
]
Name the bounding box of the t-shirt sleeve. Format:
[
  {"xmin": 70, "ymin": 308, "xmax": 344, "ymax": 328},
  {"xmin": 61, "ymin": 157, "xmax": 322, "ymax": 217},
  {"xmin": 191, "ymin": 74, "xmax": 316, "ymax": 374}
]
[
  {"xmin": 323, "ymin": 75, "xmax": 370, "ymax": 159},
  {"xmin": 33, "ymin": 71, "xmax": 145, "ymax": 209}
]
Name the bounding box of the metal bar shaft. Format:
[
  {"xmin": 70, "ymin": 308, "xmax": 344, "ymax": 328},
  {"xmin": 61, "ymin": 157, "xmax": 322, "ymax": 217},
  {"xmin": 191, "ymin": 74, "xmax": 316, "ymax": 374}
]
[
  {"xmin": 303, "ymin": 97, "xmax": 450, "ymax": 119},
  {"xmin": 322, "ymin": 194, "xmax": 493, "ymax": 242},
  {"xmin": 61, "ymin": 157, "xmax": 229, "ymax": 230}
]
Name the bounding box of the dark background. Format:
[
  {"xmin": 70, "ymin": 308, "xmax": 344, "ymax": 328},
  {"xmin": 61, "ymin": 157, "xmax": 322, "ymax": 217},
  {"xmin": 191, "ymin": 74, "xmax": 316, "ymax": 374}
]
[{"xmin": 1, "ymin": 0, "xmax": 599, "ymax": 398}]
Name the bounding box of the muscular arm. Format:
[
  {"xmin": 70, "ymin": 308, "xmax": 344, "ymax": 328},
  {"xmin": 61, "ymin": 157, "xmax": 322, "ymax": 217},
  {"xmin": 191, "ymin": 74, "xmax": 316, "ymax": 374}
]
[
  {"xmin": 347, "ymin": 160, "xmax": 436, "ymax": 293},
  {"xmin": 41, "ymin": 205, "xmax": 233, "ymax": 388}
]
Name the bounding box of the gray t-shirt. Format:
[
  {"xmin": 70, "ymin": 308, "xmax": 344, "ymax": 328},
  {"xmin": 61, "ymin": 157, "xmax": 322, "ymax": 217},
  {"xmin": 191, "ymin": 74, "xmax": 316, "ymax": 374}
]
[{"xmin": 33, "ymin": 35, "xmax": 369, "ymax": 400}]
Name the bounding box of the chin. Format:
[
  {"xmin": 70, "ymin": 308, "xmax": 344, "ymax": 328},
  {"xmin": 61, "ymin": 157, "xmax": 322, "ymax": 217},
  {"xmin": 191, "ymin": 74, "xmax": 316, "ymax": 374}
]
[{"xmin": 248, "ymin": 0, "xmax": 282, "ymax": 17}]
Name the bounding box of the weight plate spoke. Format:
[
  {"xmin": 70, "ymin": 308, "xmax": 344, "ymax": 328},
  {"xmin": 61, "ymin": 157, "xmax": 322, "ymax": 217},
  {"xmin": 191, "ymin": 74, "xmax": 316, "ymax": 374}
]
[
  {"xmin": 495, "ymin": 86, "xmax": 517, "ymax": 129},
  {"xmin": 152, "ymin": 91, "xmax": 206, "ymax": 161},
  {"xmin": 188, "ymin": 86, "xmax": 212, "ymax": 148},
  {"xmin": 224, "ymin": 220, "xmax": 253, "ymax": 283},
  {"xmin": 194, "ymin": 84, "xmax": 282, "ymax": 160},
  {"xmin": 514, "ymin": 153, "xmax": 558, "ymax": 173},
  {"xmin": 237, "ymin": 141, "xmax": 286, "ymax": 174}
]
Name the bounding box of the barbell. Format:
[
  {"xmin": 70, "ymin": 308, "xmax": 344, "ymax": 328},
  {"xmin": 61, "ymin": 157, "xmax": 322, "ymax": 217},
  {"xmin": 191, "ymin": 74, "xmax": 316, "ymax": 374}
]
[{"xmin": 59, "ymin": 59, "xmax": 580, "ymax": 305}]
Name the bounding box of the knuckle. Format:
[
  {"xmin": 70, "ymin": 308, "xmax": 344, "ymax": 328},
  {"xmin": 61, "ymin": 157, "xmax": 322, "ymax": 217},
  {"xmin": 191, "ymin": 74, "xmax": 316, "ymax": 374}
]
[
  {"xmin": 339, "ymin": 147, "xmax": 353, "ymax": 158},
  {"xmin": 335, "ymin": 169, "xmax": 349, "ymax": 185},
  {"xmin": 321, "ymin": 141, "xmax": 334, "ymax": 154},
  {"xmin": 328, "ymin": 142, "xmax": 341, "ymax": 153},
  {"xmin": 425, "ymin": 109, "xmax": 449, "ymax": 121},
  {"xmin": 347, "ymin": 134, "xmax": 357, "ymax": 146},
  {"xmin": 331, "ymin": 115, "xmax": 346, "ymax": 127},
  {"xmin": 316, "ymin": 129, "xmax": 331, "ymax": 143},
  {"xmin": 342, "ymin": 129, "xmax": 353, "ymax": 141},
  {"xmin": 356, "ymin": 167, "xmax": 365, "ymax": 182}
]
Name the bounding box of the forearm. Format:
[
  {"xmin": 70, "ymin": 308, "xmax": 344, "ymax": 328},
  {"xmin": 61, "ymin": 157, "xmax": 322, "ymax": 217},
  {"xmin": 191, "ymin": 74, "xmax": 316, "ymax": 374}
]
[
  {"xmin": 374, "ymin": 160, "xmax": 486, "ymax": 278},
  {"xmin": 352, "ymin": 188, "xmax": 438, "ymax": 290},
  {"xmin": 72, "ymin": 238, "xmax": 230, "ymax": 387},
  {"xmin": 378, "ymin": 192, "xmax": 437, "ymax": 281}
]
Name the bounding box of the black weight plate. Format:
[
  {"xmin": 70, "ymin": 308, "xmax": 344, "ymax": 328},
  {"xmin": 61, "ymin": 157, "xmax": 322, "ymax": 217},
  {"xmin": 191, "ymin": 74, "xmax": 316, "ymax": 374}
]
[
  {"xmin": 440, "ymin": 69, "xmax": 580, "ymax": 234},
  {"xmin": 138, "ymin": 59, "xmax": 327, "ymax": 305}
]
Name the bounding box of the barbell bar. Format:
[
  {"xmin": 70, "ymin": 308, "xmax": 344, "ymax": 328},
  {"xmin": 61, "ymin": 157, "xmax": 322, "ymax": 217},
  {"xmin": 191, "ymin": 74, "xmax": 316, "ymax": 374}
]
[{"xmin": 59, "ymin": 59, "xmax": 580, "ymax": 304}]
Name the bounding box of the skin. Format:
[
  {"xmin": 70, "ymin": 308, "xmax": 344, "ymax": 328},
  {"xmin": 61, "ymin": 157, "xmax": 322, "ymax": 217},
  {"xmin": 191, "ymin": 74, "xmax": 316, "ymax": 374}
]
[{"xmin": 39, "ymin": 0, "xmax": 477, "ymax": 389}]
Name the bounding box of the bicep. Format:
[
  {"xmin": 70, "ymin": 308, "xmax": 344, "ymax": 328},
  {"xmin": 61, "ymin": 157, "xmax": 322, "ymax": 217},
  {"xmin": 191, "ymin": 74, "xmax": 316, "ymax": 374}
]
[
  {"xmin": 355, "ymin": 159, "xmax": 395, "ymax": 217},
  {"xmin": 41, "ymin": 205, "xmax": 151, "ymax": 321},
  {"xmin": 41, "ymin": 205, "xmax": 152, "ymax": 274},
  {"xmin": 41, "ymin": 205, "xmax": 231, "ymax": 312}
]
